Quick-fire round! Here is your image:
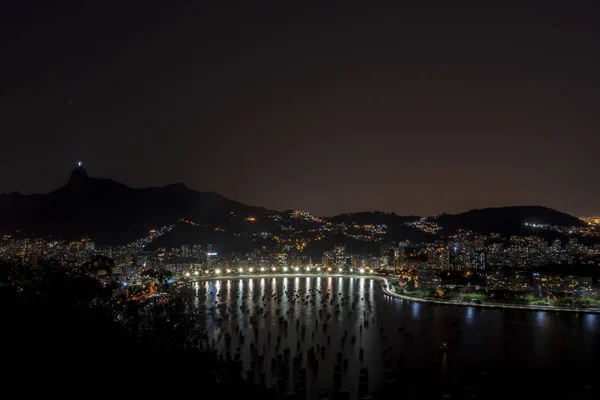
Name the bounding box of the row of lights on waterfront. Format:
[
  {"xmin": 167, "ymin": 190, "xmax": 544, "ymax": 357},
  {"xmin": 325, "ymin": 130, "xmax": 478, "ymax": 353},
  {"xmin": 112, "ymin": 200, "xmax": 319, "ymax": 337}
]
[{"xmin": 183, "ymin": 266, "xmax": 367, "ymax": 277}]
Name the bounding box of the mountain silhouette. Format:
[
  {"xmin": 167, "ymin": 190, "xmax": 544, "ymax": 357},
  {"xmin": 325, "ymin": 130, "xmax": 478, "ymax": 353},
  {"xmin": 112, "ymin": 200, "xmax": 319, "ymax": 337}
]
[
  {"xmin": 0, "ymin": 167, "xmax": 586, "ymax": 248},
  {"xmin": 0, "ymin": 166, "xmax": 271, "ymax": 245},
  {"xmin": 436, "ymin": 206, "xmax": 585, "ymax": 235}
]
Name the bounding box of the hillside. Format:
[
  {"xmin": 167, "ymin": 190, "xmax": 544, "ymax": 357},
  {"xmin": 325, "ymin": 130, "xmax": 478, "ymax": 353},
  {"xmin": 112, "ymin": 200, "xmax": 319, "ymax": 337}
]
[
  {"xmin": 0, "ymin": 166, "xmax": 274, "ymax": 245},
  {"xmin": 436, "ymin": 206, "xmax": 585, "ymax": 236},
  {"xmin": 0, "ymin": 167, "xmax": 588, "ymax": 250}
]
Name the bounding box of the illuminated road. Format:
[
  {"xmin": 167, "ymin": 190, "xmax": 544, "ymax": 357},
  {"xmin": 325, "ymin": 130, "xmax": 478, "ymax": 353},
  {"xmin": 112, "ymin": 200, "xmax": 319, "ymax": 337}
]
[
  {"xmin": 182, "ymin": 273, "xmax": 600, "ymax": 314},
  {"xmin": 377, "ymin": 277, "xmax": 600, "ymax": 314}
]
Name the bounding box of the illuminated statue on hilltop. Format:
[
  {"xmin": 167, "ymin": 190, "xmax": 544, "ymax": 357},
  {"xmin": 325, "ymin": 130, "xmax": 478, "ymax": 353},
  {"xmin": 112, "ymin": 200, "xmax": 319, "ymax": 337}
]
[{"xmin": 68, "ymin": 160, "xmax": 88, "ymax": 185}]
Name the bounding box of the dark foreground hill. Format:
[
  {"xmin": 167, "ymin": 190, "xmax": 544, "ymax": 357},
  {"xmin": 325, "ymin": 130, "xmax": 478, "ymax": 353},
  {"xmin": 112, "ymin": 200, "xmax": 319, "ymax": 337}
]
[{"xmin": 1, "ymin": 261, "xmax": 263, "ymax": 397}]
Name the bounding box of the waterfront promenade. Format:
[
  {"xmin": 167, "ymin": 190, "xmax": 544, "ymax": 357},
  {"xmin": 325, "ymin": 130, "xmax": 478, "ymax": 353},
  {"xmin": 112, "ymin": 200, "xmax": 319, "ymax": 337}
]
[{"xmin": 181, "ymin": 272, "xmax": 600, "ymax": 314}]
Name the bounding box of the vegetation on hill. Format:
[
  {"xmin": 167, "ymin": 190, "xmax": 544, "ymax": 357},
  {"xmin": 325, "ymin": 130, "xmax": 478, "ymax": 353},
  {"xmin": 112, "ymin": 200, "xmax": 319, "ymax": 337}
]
[{"xmin": 1, "ymin": 260, "xmax": 263, "ymax": 396}]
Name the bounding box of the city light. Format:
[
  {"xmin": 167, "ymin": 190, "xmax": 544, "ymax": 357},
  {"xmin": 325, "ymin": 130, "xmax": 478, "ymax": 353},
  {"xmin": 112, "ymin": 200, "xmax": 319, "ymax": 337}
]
[{"xmin": 6, "ymin": 203, "xmax": 600, "ymax": 319}]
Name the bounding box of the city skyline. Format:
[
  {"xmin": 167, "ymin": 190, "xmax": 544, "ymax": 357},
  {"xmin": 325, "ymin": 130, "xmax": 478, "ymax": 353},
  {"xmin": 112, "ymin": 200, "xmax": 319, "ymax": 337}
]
[
  {"xmin": 4, "ymin": 3, "xmax": 600, "ymax": 398},
  {"xmin": 2, "ymin": 3, "xmax": 600, "ymax": 217}
]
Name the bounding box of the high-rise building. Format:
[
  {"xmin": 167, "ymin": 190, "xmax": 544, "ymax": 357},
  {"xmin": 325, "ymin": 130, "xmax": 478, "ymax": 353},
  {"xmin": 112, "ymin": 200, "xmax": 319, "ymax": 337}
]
[
  {"xmin": 379, "ymin": 256, "xmax": 390, "ymax": 271},
  {"xmin": 323, "ymin": 251, "xmax": 334, "ymax": 267},
  {"xmin": 468, "ymin": 252, "xmax": 486, "ymax": 270},
  {"xmin": 488, "ymin": 271, "xmax": 506, "ymax": 290},
  {"xmin": 393, "ymin": 247, "xmax": 406, "ymax": 273},
  {"xmin": 567, "ymin": 238, "xmax": 581, "ymax": 253},
  {"xmin": 333, "ymin": 245, "xmax": 346, "ymax": 267},
  {"xmin": 276, "ymin": 252, "xmax": 288, "ymax": 268},
  {"xmin": 417, "ymin": 268, "xmax": 441, "ymax": 289},
  {"xmin": 376, "ymin": 246, "xmax": 390, "ymax": 272},
  {"xmin": 206, "ymin": 244, "xmax": 217, "ymax": 267},
  {"xmin": 439, "ymin": 248, "xmax": 449, "ymax": 270}
]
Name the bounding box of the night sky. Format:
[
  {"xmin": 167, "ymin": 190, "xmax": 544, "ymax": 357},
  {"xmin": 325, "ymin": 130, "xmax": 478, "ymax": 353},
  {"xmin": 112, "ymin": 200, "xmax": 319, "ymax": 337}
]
[{"xmin": 2, "ymin": 1, "xmax": 599, "ymax": 217}]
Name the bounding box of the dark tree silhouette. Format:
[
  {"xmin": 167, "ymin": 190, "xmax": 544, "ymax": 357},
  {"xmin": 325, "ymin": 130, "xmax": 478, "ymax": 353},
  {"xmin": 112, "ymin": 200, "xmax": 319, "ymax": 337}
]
[{"xmin": 3, "ymin": 260, "xmax": 264, "ymax": 398}]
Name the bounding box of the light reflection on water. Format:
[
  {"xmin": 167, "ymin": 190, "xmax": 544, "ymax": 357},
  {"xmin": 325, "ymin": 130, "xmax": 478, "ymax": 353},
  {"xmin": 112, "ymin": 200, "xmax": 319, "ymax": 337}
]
[
  {"xmin": 535, "ymin": 311, "xmax": 546, "ymax": 327},
  {"xmin": 465, "ymin": 306, "xmax": 474, "ymax": 322},
  {"xmin": 178, "ymin": 277, "xmax": 599, "ymax": 399},
  {"xmin": 583, "ymin": 313, "xmax": 598, "ymax": 330},
  {"xmin": 411, "ymin": 301, "xmax": 421, "ymax": 318}
]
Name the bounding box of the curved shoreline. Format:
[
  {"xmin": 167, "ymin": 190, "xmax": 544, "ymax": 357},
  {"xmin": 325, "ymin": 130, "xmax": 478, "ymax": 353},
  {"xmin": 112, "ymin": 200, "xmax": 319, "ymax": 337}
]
[
  {"xmin": 377, "ymin": 277, "xmax": 600, "ymax": 314},
  {"xmin": 183, "ymin": 273, "xmax": 600, "ymax": 314}
]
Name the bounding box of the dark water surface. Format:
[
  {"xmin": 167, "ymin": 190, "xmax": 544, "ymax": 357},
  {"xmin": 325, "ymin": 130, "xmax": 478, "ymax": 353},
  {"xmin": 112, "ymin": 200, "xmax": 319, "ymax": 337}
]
[{"xmin": 179, "ymin": 276, "xmax": 599, "ymax": 399}]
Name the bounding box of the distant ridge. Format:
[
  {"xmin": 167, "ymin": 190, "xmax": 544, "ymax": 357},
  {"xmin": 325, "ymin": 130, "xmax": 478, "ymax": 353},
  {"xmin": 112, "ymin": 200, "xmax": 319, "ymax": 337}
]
[
  {"xmin": 436, "ymin": 206, "xmax": 585, "ymax": 235},
  {"xmin": 0, "ymin": 166, "xmax": 586, "ymax": 249}
]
